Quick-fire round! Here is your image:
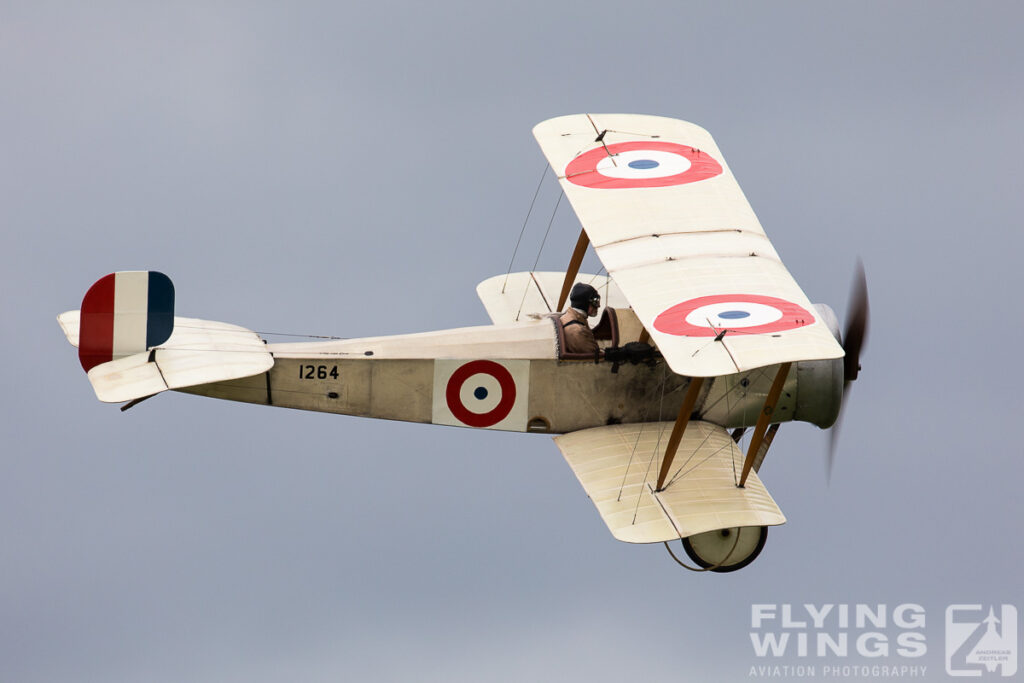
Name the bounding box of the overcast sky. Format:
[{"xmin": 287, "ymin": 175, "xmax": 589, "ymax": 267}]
[{"xmin": 3, "ymin": 2, "xmax": 1023, "ymax": 681}]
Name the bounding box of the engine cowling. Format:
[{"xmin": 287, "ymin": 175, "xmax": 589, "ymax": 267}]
[{"xmin": 791, "ymin": 304, "xmax": 844, "ymax": 429}]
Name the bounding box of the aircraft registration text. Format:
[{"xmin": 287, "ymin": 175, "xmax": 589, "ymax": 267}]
[{"xmin": 299, "ymin": 364, "xmax": 339, "ymax": 380}]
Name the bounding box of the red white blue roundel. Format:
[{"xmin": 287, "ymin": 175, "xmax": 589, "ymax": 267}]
[
  {"xmin": 564, "ymin": 141, "xmax": 723, "ymax": 189},
  {"xmin": 445, "ymin": 360, "xmax": 517, "ymax": 428},
  {"xmin": 653, "ymin": 294, "xmax": 815, "ymax": 337}
]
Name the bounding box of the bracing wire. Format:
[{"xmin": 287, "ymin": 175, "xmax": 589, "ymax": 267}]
[
  {"xmin": 514, "ymin": 190, "xmax": 563, "ymax": 321},
  {"xmin": 530, "ymin": 190, "xmax": 563, "ymax": 273},
  {"xmin": 168, "ymin": 322, "xmax": 345, "ymax": 341},
  {"xmin": 630, "ymin": 364, "xmax": 670, "ymax": 524},
  {"xmin": 502, "ymin": 163, "xmax": 550, "ymax": 294},
  {"xmin": 616, "ymin": 362, "xmax": 668, "ymax": 503},
  {"xmin": 665, "ymin": 438, "xmax": 732, "ymax": 490},
  {"xmin": 256, "ymin": 331, "xmax": 346, "ymax": 340}
]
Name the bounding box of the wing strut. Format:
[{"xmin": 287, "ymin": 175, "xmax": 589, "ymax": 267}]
[
  {"xmin": 738, "ymin": 363, "xmax": 790, "ymax": 487},
  {"xmin": 556, "ymin": 228, "xmax": 590, "ymax": 311},
  {"xmin": 655, "ymin": 377, "xmax": 706, "ymax": 491}
]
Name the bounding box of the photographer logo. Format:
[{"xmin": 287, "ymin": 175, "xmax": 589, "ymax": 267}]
[{"xmin": 946, "ymin": 605, "xmax": 1017, "ymax": 677}]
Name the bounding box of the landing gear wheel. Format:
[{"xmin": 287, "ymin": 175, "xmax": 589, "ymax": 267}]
[{"xmin": 681, "ymin": 526, "xmax": 768, "ymax": 573}]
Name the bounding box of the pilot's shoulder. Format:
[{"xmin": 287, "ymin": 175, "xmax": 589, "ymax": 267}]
[{"xmin": 560, "ymin": 309, "xmax": 584, "ymax": 326}]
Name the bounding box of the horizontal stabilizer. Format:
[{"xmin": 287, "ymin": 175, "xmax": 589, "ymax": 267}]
[
  {"xmin": 554, "ymin": 421, "xmax": 785, "ymax": 544},
  {"xmin": 59, "ymin": 311, "xmax": 274, "ymax": 403}
]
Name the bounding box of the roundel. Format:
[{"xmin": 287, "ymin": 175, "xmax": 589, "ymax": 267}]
[
  {"xmin": 653, "ymin": 294, "xmax": 815, "ymax": 337},
  {"xmin": 445, "ymin": 360, "xmax": 517, "ymax": 428},
  {"xmin": 564, "ymin": 141, "xmax": 723, "ymax": 189}
]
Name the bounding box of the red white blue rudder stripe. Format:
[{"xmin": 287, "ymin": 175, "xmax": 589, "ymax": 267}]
[{"xmin": 78, "ymin": 271, "xmax": 175, "ymax": 372}]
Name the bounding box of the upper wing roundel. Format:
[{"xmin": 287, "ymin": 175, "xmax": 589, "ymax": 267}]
[
  {"xmin": 533, "ymin": 114, "xmax": 845, "ymax": 376},
  {"xmin": 565, "ymin": 141, "xmax": 722, "ymax": 189}
]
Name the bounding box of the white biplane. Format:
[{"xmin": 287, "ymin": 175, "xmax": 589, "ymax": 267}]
[{"xmin": 58, "ymin": 114, "xmax": 867, "ymax": 572}]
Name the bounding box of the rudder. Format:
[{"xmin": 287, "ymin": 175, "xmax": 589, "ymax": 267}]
[{"xmin": 78, "ymin": 271, "xmax": 174, "ymax": 372}]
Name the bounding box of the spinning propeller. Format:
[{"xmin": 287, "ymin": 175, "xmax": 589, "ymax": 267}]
[{"xmin": 828, "ymin": 261, "xmax": 870, "ymax": 481}]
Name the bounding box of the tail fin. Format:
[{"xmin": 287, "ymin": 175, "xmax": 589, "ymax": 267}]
[{"xmin": 78, "ymin": 271, "xmax": 174, "ymax": 372}]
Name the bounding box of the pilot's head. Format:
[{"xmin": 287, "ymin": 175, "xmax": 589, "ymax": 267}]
[{"xmin": 569, "ymin": 282, "xmax": 601, "ymax": 317}]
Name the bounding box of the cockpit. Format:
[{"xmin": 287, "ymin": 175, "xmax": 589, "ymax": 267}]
[{"xmin": 551, "ymin": 307, "xmax": 646, "ymax": 361}]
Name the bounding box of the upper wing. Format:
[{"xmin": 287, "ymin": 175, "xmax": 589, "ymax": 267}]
[{"xmin": 533, "ymin": 114, "xmax": 843, "ymax": 377}]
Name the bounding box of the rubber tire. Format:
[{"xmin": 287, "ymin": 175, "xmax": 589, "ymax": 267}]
[{"xmin": 681, "ymin": 525, "xmax": 768, "ymax": 573}]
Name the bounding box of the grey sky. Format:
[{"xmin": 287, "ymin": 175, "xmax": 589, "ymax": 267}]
[{"xmin": 3, "ymin": 2, "xmax": 1022, "ymax": 681}]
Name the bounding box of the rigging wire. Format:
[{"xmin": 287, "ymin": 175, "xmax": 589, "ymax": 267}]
[
  {"xmin": 664, "ymin": 438, "xmax": 732, "ymax": 490},
  {"xmin": 616, "ymin": 362, "xmax": 668, "ymax": 503},
  {"xmin": 169, "ymin": 322, "xmax": 347, "ymax": 341},
  {"xmin": 129, "ymin": 166, "xmax": 558, "ymax": 344},
  {"xmin": 586, "ymin": 267, "xmax": 610, "ymax": 306},
  {"xmin": 514, "ymin": 189, "xmax": 563, "ymax": 321},
  {"xmin": 502, "ymin": 163, "xmax": 550, "ymax": 294},
  {"xmin": 530, "ymin": 190, "xmax": 563, "ymax": 274},
  {"xmin": 256, "ymin": 331, "xmax": 346, "ymax": 340},
  {"xmin": 735, "ymin": 372, "xmax": 756, "ymax": 484},
  {"xmin": 630, "ymin": 363, "xmax": 670, "ymax": 524},
  {"xmin": 716, "ymin": 370, "xmax": 741, "ymax": 483},
  {"xmin": 586, "ymin": 266, "xmax": 607, "ymax": 283}
]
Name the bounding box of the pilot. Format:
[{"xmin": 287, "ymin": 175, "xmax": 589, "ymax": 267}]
[{"xmin": 560, "ymin": 282, "xmax": 601, "ymax": 356}]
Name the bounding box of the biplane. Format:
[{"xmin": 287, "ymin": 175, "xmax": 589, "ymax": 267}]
[{"xmin": 57, "ymin": 114, "xmax": 867, "ymax": 572}]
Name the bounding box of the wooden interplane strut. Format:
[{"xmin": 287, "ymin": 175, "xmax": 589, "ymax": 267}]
[
  {"xmin": 655, "ymin": 376, "xmax": 705, "ymax": 491},
  {"xmin": 738, "ymin": 363, "xmax": 790, "ymax": 488},
  {"xmin": 556, "ymin": 228, "xmax": 590, "ymax": 312}
]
